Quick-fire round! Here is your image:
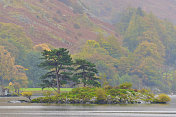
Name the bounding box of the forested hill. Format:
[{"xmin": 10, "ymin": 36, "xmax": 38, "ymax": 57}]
[
  {"xmin": 0, "ymin": 0, "xmax": 115, "ymax": 49},
  {"xmin": 80, "ymin": 0, "xmax": 176, "ymax": 24},
  {"xmin": 1, "ymin": 0, "xmax": 176, "ymax": 93},
  {"xmin": 0, "ymin": 0, "xmax": 117, "ymax": 88}
]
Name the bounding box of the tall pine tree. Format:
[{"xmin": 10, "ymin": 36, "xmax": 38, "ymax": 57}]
[{"xmin": 39, "ymin": 48, "xmax": 73, "ymax": 94}]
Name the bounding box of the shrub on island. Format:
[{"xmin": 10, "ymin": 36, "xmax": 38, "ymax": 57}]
[
  {"xmin": 21, "ymin": 92, "xmax": 32, "ymax": 101},
  {"xmin": 153, "ymin": 93, "xmax": 171, "ymax": 103},
  {"xmin": 119, "ymin": 82, "xmax": 132, "ymax": 89},
  {"xmin": 96, "ymin": 88, "xmax": 106, "ymax": 103}
]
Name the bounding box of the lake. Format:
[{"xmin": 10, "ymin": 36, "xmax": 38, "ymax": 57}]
[{"xmin": 0, "ymin": 95, "xmax": 176, "ymax": 117}]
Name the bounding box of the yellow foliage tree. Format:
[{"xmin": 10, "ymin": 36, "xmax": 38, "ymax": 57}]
[
  {"xmin": 0, "ymin": 46, "xmax": 14, "ymax": 86},
  {"xmin": 12, "ymin": 65, "xmax": 28, "ymax": 94},
  {"xmin": 33, "ymin": 43, "xmax": 51, "ymax": 51},
  {"xmin": 0, "ymin": 46, "xmax": 28, "ymax": 92}
]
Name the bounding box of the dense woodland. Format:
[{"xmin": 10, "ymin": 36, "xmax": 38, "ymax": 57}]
[{"xmin": 1, "ymin": 6, "xmax": 176, "ymax": 93}]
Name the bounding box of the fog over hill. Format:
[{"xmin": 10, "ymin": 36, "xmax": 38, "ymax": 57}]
[
  {"xmin": 1, "ymin": 0, "xmax": 176, "ymax": 91},
  {"xmin": 80, "ymin": 0, "xmax": 176, "ymax": 24},
  {"xmin": 0, "ymin": 0, "xmax": 115, "ymax": 50}
]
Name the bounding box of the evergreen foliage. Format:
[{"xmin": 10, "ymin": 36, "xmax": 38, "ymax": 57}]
[
  {"xmin": 74, "ymin": 59, "xmax": 100, "ymax": 87},
  {"xmin": 39, "ymin": 48, "xmax": 73, "ymax": 94}
]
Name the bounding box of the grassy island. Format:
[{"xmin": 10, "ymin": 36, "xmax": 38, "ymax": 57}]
[
  {"xmin": 28, "ymin": 49, "xmax": 170, "ymax": 104},
  {"xmin": 31, "ymin": 86, "xmax": 170, "ymax": 104}
]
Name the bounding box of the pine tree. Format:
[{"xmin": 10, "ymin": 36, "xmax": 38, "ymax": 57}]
[
  {"xmin": 39, "ymin": 48, "xmax": 73, "ymax": 94},
  {"xmin": 74, "ymin": 59, "xmax": 100, "ymax": 87}
]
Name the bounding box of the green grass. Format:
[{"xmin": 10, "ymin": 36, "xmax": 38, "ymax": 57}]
[{"xmin": 20, "ymin": 88, "xmax": 72, "ymax": 92}]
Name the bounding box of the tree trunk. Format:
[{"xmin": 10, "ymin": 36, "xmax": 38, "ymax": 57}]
[
  {"xmin": 56, "ymin": 73, "xmax": 60, "ymax": 94},
  {"xmin": 83, "ymin": 69, "xmax": 86, "ymax": 87},
  {"xmin": 83, "ymin": 83, "xmax": 86, "ymax": 87},
  {"xmin": 17, "ymin": 88, "xmax": 19, "ymax": 95},
  {"xmin": 57, "ymin": 79, "xmax": 61, "ymax": 94}
]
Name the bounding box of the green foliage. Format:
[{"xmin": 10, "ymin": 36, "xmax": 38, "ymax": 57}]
[
  {"xmin": 39, "ymin": 49, "xmax": 100, "ymax": 93},
  {"xmin": 106, "ymin": 88, "xmax": 120, "ymax": 97},
  {"xmin": 73, "ymin": 37, "xmax": 121, "ymax": 87},
  {"xmin": 99, "ymin": 73, "xmax": 109, "ymax": 87},
  {"xmin": 31, "ymin": 86, "xmax": 157, "ymax": 104},
  {"xmin": 156, "ymin": 94, "xmax": 171, "ymax": 103},
  {"xmin": 39, "ymin": 48, "xmax": 73, "ymax": 94},
  {"xmin": 55, "ymin": 87, "xmax": 97, "ymax": 101},
  {"xmin": 2, "ymin": 4, "xmax": 176, "ymax": 94},
  {"xmin": 31, "ymin": 96, "xmax": 58, "ymax": 103},
  {"xmin": 74, "ymin": 59, "xmax": 101, "ymax": 87},
  {"xmin": 113, "ymin": 8, "xmax": 176, "ymax": 91},
  {"xmin": 43, "ymin": 91, "xmax": 52, "ymax": 97},
  {"xmin": 21, "ymin": 92, "xmax": 32, "ymax": 101},
  {"xmin": 98, "ymin": 35, "xmax": 128, "ymax": 59},
  {"xmin": 0, "ymin": 22, "xmax": 35, "ymax": 89},
  {"xmin": 96, "ymin": 61, "xmax": 119, "ymax": 87},
  {"xmin": 0, "ymin": 22, "xmax": 51, "ymax": 89},
  {"xmin": 119, "ymin": 82, "xmax": 132, "ymax": 89},
  {"xmin": 139, "ymin": 88, "xmax": 150, "ymax": 94},
  {"xmin": 0, "ymin": 46, "xmax": 28, "ymax": 90},
  {"xmin": 20, "ymin": 88, "xmax": 72, "ymax": 92},
  {"xmin": 96, "ymin": 88, "xmax": 106, "ymax": 101},
  {"xmin": 23, "ymin": 51, "xmax": 45, "ymax": 87},
  {"xmin": 119, "ymin": 74, "xmax": 132, "ymax": 84},
  {"xmin": 0, "ymin": 22, "xmax": 32, "ymax": 49},
  {"xmin": 0, "ymin": 22, "xmax": 33, "ymax": 66}
]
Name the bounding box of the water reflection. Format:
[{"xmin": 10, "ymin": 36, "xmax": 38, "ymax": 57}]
[{"xmin": 0, "ymin": 96, "xmax": 175, "ymax": 117}]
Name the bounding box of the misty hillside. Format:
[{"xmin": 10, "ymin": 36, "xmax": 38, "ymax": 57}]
[
  {"xmin": 0, "ymin": 0, "xmax": 115, "ymax": 50},
  {"xmin": 80, "ymin": 0, "xmax": 176, "ymax": 24},
  {"xmin": 1, "ymin": 0, "xmax": 176, "ymax": 93}
]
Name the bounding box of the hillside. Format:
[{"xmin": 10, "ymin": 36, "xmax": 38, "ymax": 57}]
[
  {"xmin": 1, "ymin": 0, "xmax": 176, "ymax": 92},
  {"xmin": 80, "ymin": 0, "xmax": 176, "ymax": 24},
  {"xmin": 0, "ymin": 0, "xmax": 115, "ymax": 50},
  {"xmin": 0, "ymin": 0, "xmax": 118, "ymax": 88}
]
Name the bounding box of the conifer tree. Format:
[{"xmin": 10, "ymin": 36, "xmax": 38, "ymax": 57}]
[
  {"xmin": 74, "ymin": 59, "xmax": 100, "ymax": 87},
  {"xmin": 39, "ymin": 48, "xmax": 73, "ymax": 94}
]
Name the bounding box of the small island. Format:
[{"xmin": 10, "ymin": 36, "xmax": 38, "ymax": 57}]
[
  {"xmin": 21, "ymin": 48, "xmax": 170, "ymax": 104},
  {"xmin": 30, "ymin": 84, "xmax": 171, "ymax": 104},
  {"xmin": 4, "ymin": 48, "xmax": 171, "ymax": 105}
]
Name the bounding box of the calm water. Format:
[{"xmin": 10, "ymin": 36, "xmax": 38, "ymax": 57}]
[{"xmin": 0, "ymin": 96, "xmax": 176, "ymax": 117}]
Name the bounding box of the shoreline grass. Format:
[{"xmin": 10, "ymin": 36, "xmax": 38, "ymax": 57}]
[{"xmin": 20, "ymin": 88, "xmax": 72, "ymax": 92}]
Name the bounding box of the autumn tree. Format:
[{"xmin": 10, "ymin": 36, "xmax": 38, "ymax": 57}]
[
  {"xmin": 0, "ymin": 46, "xmax": 15, "ymax": 86},
  {"xmin": 131, "ymin": 41, "xmax": 164, "ymax": 87},
  {"xmin": 12, "ymin": 65, "xmax": 28, "ymax": 94},
  {"xmin": 0, "ymin": 46, "xmax": 28, "ymax": 93}
]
